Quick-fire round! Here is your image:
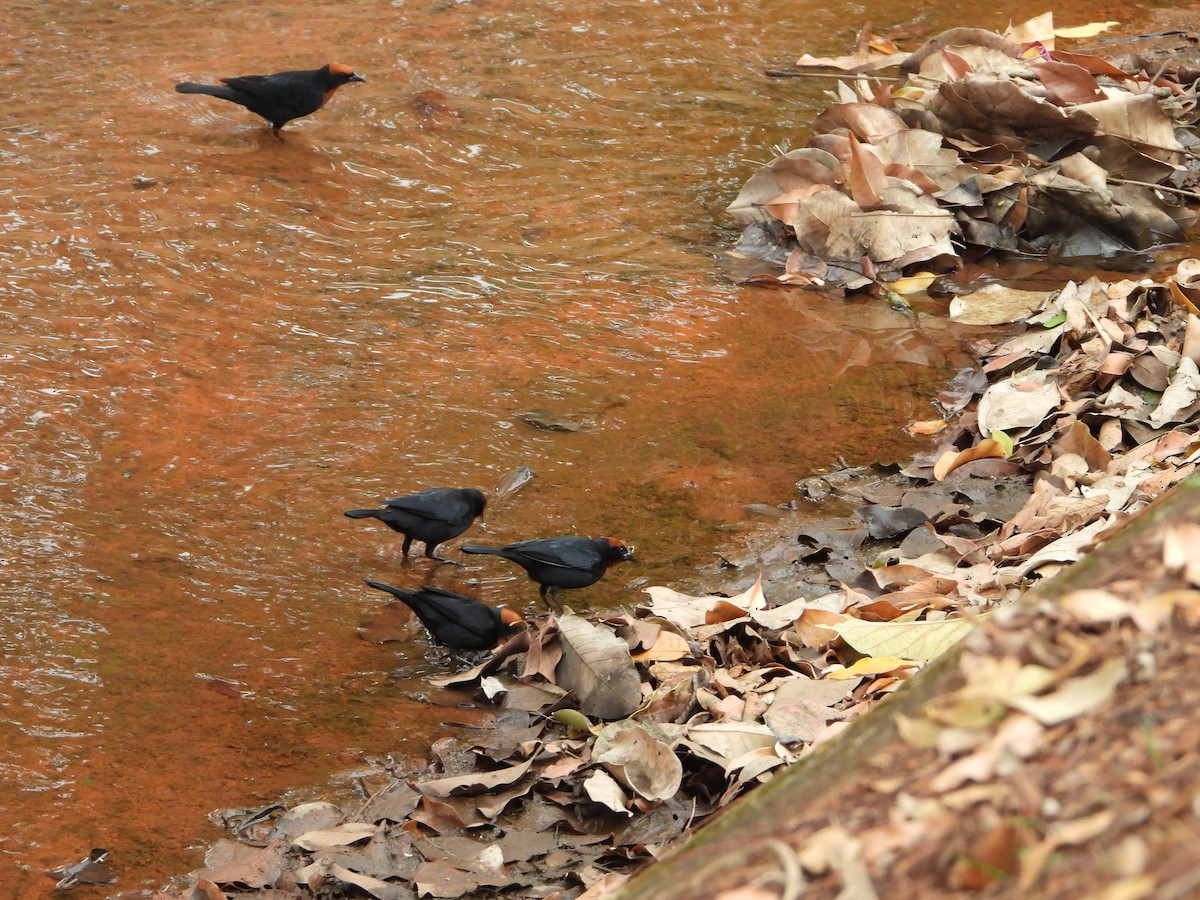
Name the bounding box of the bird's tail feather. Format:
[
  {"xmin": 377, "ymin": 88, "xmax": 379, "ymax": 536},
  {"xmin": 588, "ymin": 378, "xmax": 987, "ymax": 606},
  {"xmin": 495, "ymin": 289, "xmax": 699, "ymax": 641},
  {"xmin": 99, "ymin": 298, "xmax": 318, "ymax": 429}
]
[
  {"xmin": 175, "ymin": 82, "xmax": 233, "ymax": 97},
  {"xmin": 364, "ymin": 579, "xmax": 410, "ymax": 602},
  {"xmin": 344, "ymin": 509, "xmax": 381, "ymax": 519},
  {"xmin": 460, "ymin": 545, "xmax": 503, "ymax": 556}
]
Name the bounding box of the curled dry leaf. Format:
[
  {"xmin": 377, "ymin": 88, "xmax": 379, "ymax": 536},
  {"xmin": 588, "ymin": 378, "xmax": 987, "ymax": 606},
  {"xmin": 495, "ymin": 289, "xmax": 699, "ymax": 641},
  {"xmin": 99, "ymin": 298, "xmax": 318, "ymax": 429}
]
[
  {"xmin": 933, "ymin": 439, "xmax": 1009, "ymax": 481},
  {"xmin": 593, "ymin": 721, "xmax": 683, "ymax": 801},
  {"xmin": 292, "ymin": 823, "xmax": 379, "ymax": 852},
  {"xmin": 416, "ymin": 757, "xmax": 535, "ymax": 799},
  {"xmin": 583, "ymin": 769, "xmax": 633, "ymax": 816}
]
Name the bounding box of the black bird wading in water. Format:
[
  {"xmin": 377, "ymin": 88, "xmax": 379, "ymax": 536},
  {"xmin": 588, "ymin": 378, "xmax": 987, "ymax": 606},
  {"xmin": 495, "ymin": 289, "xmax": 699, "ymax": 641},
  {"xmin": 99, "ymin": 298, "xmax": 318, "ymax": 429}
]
[
  {"xmin": 461, "ymin": 536, "xmax": 634, "ymax": 611},
  {"xmin": 363, "ymin": 581, "xmax": 524, "ymax": 653},
  {"xmin": 175, "ymin": 63, "xmax": 366, "ymax": 135},
  {"xmin": 345, "ymin": 487, "xmax": 487, "ymax": 562}
]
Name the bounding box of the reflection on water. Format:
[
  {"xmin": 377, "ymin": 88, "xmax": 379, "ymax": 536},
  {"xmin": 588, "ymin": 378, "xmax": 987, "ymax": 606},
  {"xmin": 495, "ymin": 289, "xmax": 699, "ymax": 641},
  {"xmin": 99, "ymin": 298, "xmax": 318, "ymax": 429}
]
[{"xmin": 0, "ymin": 0, "xmax": 1131, "ymax": 894}]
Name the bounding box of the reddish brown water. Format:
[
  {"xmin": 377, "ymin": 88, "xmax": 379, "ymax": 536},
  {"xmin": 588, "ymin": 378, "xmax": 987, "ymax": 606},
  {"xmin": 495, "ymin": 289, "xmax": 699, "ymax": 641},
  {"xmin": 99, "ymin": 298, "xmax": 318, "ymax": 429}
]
[{"xmin": 0, "ymin": 0, "xmax": 1146, "ymax": 896}]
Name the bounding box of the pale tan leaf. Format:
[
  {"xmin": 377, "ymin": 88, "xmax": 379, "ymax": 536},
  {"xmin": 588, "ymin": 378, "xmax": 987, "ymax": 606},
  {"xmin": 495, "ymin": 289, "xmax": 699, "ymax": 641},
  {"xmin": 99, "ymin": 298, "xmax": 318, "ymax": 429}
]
[
  {"xmin": 1054, "ymin": 21, "xmax": 1118, "ymax": 38},
  {"xmin": 1008, "ymin": 657, "xmax": 1126, "ymax": 725},
  {"xmin": 292, "ymin": 823, "xmax": 379, "ymax": 852},
  {"xmin": 950, "ymin": 284, "xmax": 1049, "ymax": 325},
  {"xmin": 416, "ymin": 757, "xmax": 535, "ymax": 798},
  {"xmin": 825, "ymin": 617, "xmax": 974, "ymax": 661},
  {"xmin": 582, "ymin": 769, "xmax": 632, "ymax": 816},
  {"xmin": 630, "ymin": 629, "xmax": 691, "ymax": 662},
  {"xmin": 593, "ymin": 721, "xmax": 683, "ymax": 801}
]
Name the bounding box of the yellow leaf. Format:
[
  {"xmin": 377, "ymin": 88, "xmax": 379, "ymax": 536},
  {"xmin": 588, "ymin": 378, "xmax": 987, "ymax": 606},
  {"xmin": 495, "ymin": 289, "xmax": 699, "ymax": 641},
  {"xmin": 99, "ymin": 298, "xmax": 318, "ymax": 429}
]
[
  {"xmin": 886, "ymin": 272, "xmax": 938, "ymax": 295},
  {"xmin": 827, "ymin": 617, "xmax": 975, "ymax": 661},
  {"xmin": 827, "ymin": 656, "xmax": 917, "ymax": 679}
]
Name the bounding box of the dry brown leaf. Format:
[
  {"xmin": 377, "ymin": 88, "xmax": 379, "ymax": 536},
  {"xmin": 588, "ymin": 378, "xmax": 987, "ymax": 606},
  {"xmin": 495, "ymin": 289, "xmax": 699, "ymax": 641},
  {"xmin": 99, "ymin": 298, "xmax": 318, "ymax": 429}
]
[
  {"xmin": 933, "ymin": 439, "xmax": 1009, "ymax": 480},
  {"xmin": 556, "ymin": 614, "xmax": 643, "ymax": 720}
]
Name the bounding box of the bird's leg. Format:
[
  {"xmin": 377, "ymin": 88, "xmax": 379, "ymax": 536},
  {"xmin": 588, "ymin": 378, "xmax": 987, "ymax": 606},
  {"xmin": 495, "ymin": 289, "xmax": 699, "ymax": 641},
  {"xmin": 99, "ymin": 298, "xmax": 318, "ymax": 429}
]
[
  {"xmin": 401, "ymin": 535, "xmax": 414, "ymax": 556},
  {"xmin": 542, "ymin": 585, "xmax": 564, "ymax": 614},
  {"xmin": 271, "ymin": 125, "xmax": 284, "ymax": 141},
  {"xmin": 423, "ymin": 544, "xmax": 462, "ymax": 566}
]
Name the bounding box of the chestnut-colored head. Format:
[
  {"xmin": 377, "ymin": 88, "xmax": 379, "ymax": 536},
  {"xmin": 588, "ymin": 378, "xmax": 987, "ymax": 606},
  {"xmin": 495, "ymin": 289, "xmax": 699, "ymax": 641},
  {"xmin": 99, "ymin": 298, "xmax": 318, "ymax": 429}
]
[
  {"xmin": 325, "ymin": 63, "xmax": 366, "ymax": 85},
  {"xmin": 602, "ymin": 537, "xmax": 635, "ymax": 565},
  {"xmin": 499, "ymin": 606, "xmax": 526, "ymax": 635}
]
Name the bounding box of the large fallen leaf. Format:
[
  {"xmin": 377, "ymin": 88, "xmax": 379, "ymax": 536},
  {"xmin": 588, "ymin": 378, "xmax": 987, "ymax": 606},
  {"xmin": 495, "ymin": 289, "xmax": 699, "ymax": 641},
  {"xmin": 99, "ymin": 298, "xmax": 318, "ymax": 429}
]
[
  {"xmin": 593, "ymin": 721, "xmax": 683, "ymax": 801},
  {"xmin": 199, "ymin": 839, "xmax": 286, "ymax": 889},
  {"xmin": 416, "ymin": 757, "xmax": 535, "ymax": 798},
  {"xmin": 1149, "ymin": 356, "xmax": 1200, "ymax": 427},
  {"xmin": 296, "ymin": 857, "xmax": 411, "ymax": 900},
  {"xmin": 763, "ymin": 677, "xmax": 849, "ymax": 743},
  {"xmin": 555, "ymin": 614, "xmax": 643, "ymax": 720},
  {"xmin": 292, "ymin": 823, "xmax": 379, "ymax": 852},
  {"xmin": 978, "ymin": 376, "xmax": 1060, "ymax": 434},
  {"xmin": 681, "ymin": 721, "xmax": 778, "ymax": 769},
  {"xmin": 1015, "ymin": 518, "xmax": 1110, "ymax": 574},
  {"xmin": 950, "ymin": 285, "xmax": 1050, "ymax": 325},
  {"xmin": 824, "ymin": 617, "xmax": 975, "ymax": 661}
]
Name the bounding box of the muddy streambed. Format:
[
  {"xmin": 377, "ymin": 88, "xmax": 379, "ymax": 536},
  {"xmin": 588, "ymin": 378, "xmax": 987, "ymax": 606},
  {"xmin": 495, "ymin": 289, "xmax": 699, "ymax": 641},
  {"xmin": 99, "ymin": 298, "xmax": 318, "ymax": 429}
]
[{"xmin": 0, "ymin": 0, "xmax": 1148, "ymax": 895}]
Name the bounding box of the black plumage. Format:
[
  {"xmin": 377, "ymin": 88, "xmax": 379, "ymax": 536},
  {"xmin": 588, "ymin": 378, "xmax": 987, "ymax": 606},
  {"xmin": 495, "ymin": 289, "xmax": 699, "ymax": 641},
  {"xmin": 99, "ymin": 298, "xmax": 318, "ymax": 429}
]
[
  {"xmin": 461, "ymin": 536, "xmax": 634, "ymax": 610},
  {"xmin": 345, "ymin": 487, "xmax": 486, "ymax": 561},
  {"xmin": 364, "ymin": 580, "xmax": 522, "ymax": 652}
]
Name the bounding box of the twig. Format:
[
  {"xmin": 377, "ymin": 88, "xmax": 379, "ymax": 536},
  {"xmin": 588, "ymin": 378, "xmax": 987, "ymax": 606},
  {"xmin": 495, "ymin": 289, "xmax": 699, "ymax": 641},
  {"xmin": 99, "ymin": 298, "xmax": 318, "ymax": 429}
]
[
  {"xmin": 1109, "ymin": 177, "xmax": 1200, "ymax": 202},
  {"xmin": 764, "ymin": 68, "xmax": 900, "ymax": 81}
]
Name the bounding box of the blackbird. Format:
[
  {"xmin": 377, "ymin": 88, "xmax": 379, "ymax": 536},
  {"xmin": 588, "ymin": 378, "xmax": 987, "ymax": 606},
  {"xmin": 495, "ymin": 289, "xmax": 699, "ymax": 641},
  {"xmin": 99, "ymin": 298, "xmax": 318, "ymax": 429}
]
[
  {"xmin": 345, "ymin": 487, "xmax": 487, "ymax": 561},
  {"xmin": 461, "ymin": 536, "xmax": 634, "ymax": 610},
  {"xmin": 175, "ymin": 63, "xmax": 366, "ymax": 135},
  {"xmin": 364, "ymin": 580, "xmax": 523, "ymax": 652}
]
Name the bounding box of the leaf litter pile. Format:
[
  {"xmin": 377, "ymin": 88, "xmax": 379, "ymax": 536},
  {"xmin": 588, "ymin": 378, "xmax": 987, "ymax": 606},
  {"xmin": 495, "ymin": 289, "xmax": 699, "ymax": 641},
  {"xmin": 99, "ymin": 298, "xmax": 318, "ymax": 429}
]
[
  {"xmin": 726, "ymin": 13, "xmax": 1200, "ymax": 291},
  {"xmin": 117, "ymin": 16, "xmax": 1200, "ymax": 900}
]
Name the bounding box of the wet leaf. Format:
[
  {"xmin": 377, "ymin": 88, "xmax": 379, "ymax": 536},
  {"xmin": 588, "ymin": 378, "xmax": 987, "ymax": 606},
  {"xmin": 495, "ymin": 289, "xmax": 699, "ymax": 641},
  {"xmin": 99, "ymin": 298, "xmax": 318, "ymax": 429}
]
[
  {"xmin": 556, "ymin": 614, "xmax": 643, "ymax": 720},
  {"xmin": 46, "ymin": 849, "xmax": 116, "ymax": 889},
  {"xmin": 199, "ymin": 839, "xmax": 286, "ymax": 889},
  {"xmin": 949, "ymin": 285, "xmax": 1049, "ymax": 325},
  {"xmin": 293, "ymin": 823, "xmax": 379, "ymax": 852}
]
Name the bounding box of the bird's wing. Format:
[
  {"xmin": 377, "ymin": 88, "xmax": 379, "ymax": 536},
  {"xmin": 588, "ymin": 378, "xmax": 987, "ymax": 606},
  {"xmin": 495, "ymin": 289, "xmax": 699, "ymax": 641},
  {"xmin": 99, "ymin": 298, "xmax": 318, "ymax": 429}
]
[
  {"xmin": 509, "ymin": 539, "xmax": 598, "ymax": 570},
  {"xmin": 219, "ymin": 74, "xmax": 271, "ymax": 92},
  {"xmin": 385, "ymin": 490, "xmax": 462, "ymax": 521}
]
